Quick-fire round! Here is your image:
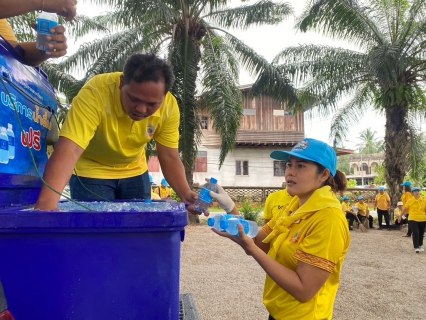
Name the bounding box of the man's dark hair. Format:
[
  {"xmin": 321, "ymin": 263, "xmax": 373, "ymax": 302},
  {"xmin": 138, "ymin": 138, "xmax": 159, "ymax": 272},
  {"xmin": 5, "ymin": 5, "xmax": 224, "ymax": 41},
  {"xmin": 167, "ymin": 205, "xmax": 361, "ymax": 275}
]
[{"xmin": 123, "ymin": 53, "xmax": 174, "ymax": 93}]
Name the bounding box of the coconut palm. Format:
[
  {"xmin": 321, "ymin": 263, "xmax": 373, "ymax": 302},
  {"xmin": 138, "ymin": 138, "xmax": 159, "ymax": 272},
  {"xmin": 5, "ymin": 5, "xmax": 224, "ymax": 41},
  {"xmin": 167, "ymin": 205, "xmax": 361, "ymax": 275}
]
[
  {"xmin": 256, "ymin": 0, "xmax": 426, "ymax": 206},
  {"xmin": 356, "ymin": 128, "xmax": 382, "ymax": 154},
  {"xmin": 10, "ymin": 0, "xmax": 295, "ymax": 185}
]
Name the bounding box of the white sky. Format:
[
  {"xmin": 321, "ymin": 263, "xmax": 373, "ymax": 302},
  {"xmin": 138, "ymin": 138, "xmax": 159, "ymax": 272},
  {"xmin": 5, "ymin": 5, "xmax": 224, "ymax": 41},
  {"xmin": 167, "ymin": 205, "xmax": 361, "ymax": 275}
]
[{"xmin": 72, "ymin": 0, "xmax": 425, "ymax": 150}]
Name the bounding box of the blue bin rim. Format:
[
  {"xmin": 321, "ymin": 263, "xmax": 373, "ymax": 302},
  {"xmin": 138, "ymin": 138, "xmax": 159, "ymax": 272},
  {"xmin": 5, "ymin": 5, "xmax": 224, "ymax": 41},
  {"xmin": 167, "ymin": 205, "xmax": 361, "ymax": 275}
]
[{"xmin": 0, "ymin": 200, "xmax": 188, "ymax": 229}]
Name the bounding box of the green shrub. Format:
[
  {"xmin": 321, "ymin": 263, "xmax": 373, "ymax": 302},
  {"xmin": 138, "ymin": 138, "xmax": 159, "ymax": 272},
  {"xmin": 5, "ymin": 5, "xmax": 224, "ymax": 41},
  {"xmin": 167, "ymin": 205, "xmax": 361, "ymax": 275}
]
[
  {"xmin": 238, "ymin": 200, "xmax": 262, "ymax": 223},
  {"xmin": 347, "ymin": 179, "xmax": 357, "ymax": 188}
]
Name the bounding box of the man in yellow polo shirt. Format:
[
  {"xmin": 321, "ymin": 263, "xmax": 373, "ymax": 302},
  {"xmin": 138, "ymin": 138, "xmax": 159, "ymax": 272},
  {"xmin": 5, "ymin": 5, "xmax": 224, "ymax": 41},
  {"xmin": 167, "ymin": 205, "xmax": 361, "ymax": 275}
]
[
  {"xmin": 374, "ymin": 186, "xmax": 391, "ymax": 230},
  {"xmin": 35, "ymin": 53, "xmax": 198, "ymax": 211}
]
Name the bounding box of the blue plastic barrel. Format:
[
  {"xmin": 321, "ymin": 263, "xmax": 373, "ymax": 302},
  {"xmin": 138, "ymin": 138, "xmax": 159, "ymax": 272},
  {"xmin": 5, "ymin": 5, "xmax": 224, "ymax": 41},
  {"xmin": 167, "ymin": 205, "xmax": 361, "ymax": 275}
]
[{"xmin": 0, "ymin": 201, "xmax": 188, "ymax": 319}]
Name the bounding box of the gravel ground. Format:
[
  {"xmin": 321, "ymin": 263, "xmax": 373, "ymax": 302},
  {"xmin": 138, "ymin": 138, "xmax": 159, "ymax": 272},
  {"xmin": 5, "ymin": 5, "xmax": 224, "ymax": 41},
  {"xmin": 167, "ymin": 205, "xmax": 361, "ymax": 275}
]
[{"xmin": 180, "ymin": 219, "xmax": 426, "ymax": 320}]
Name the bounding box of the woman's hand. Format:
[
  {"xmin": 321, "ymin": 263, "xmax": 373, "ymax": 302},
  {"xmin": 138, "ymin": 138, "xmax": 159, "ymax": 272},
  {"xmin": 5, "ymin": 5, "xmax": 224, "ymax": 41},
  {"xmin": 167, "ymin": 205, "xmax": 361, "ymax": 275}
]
[
  {"xmin": 207, "ymin": 178, "xmax": 236, "ymax": 213},
  {"xmin": 212, "ymin": 224, "xmax": 257, "ymax": 256}
]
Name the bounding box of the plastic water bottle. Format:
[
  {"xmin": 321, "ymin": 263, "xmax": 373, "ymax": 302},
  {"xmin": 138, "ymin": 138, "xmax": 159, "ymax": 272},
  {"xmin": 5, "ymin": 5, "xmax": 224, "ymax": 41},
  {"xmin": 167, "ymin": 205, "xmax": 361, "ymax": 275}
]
[
  {"xmin": 6, "ymin": 123, "xmax": 14, "ymax": 159},
  {"xmin": 36, "ymin": 12, "xmax": 58, "ymax": 52},
  {"xmin": 194, "ymin": 178, "xmax": 218, "ymax": 214},
  {"xmin": 207, "ymin": 214, "xmax": 234, "ymax": 231},
  {"xmin": 0, "ymin": 127, "xmax": 9, "ymax": 164},
  {"xmin": 220, "ymin": 218, "xmax": 259, "ymax": 238},
  {"xmin": 352, "ymin": 206, "xmax": 358, "ymax": 214}
]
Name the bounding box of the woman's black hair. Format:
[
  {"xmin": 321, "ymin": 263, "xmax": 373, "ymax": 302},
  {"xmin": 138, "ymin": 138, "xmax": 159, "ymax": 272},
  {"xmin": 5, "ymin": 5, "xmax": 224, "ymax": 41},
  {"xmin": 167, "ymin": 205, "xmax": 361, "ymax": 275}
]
[
  {"xmin": 315, "ymin": 163, "xmax": 347, "ymax": 192},
  {"xmin": 404, "ymin": 186, "xmax": 411, "ymax": 193}
]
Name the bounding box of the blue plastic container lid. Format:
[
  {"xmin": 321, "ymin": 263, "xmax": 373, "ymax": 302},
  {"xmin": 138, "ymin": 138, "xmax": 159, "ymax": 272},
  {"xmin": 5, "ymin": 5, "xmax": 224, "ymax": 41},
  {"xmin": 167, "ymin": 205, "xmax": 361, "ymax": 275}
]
[
  {"xmin": 210, "ymin": 177, "xmax": 218, "ymax": 184},
  {"xmin": 0, "ymin": 200, "xmax": 188, "ymax": 230}
]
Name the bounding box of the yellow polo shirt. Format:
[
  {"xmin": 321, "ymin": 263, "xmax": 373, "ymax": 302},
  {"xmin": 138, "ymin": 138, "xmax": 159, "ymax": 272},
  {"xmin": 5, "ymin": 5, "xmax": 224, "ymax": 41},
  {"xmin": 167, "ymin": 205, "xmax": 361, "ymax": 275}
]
[
  {"xmin": 356, "ymin": 202, "xmax": 368, "ymax": 216},
  {"xmin": 263, "ymin": 187, "xmax": 350, "ymax": 320},
  {"xmin": 0, "ymin": 19, "xmax": 18, "ymax": 42},
  {"xmin": 401, "ymin": 192, "xmax": 413, "ymax": 206},
  {"xmin": 155, "ymin": 186, "xmax": 171, "ymax": 199},
  {"xmin": 405, "ymin": 198, "xmax": 426, "ymax": 222},
  {"xmin": 341, "ymin": 201, "xmax": 352, "ymax": 213},
  {"xmin": 151, "ymin": 190, "xmax": 161, "ymax": 200},
  {"xmin": 263, "ymin": 189, "xmax": 293, "ymax": 220},
  {"xmin": 60, "ymin": 72, "xmax": 180, "ymax": 179},
  {"xmin": 375, "ymin": 193, "xmax": 390, "ymax": 210},
  {"xmin": 394, "ymin": 208, "xmax": 402, "ymax": 220}
]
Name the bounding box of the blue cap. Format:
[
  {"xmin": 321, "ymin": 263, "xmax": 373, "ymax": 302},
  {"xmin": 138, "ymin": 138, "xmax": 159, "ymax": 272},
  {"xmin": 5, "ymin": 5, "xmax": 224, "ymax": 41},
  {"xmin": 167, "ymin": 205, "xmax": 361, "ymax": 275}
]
[
  {"xmin": 379, "ymin": 187, "xmax": 385, "ymax": 191},
  {"xmin": 401, "ymin": 181, "xmax": 412, "ymax": 187},
  {"xmin": 161, "ymin": 178, "xmax": 169, "ymax": 187},
  {"xmin": 411, "ymin": 187, "xmax": 421, "ymax": 192},
  {"xmin": 149, "ymin": 175, "xmax": 153, "ymax": 183},
  {"xmin": 343, "ymin": 196, "xmax": 349, "ymax": 201},
  {"xmin": 270, "ymin": 138, "xmax": 337, "ymax": 176},
  {"xmin": 210, "ymin": 177, "xmax": 218, "ymax": 184},
  {"xmin": 358, "ymin": 196, "xmax": 364, "ymax": 200}
]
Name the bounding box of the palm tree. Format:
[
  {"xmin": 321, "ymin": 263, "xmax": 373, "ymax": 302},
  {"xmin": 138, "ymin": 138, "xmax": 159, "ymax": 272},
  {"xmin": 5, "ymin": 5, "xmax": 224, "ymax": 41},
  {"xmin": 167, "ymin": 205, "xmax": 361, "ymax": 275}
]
[
  {"xmin": 10, "ymin": 0, "xmax": 294, "ymax": 186},
  {"xmin": 256, "ymin": 0, "xmax": 426, "ymax": 206},
  {"xmin": 356, "ymin": 128, "xmax": 381, "ymax": 154}
]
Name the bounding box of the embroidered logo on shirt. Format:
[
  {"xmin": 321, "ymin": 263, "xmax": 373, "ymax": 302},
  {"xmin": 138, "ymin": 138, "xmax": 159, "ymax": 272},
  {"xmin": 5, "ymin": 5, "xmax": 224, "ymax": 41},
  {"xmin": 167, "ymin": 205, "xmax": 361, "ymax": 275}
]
[
  {"xmin": 290, "ymin": 231, "xmax": 301, "ymax": 243},
  {"xmin": 146, "ymin": 125, "xmax": 156, "ymax": 138}
]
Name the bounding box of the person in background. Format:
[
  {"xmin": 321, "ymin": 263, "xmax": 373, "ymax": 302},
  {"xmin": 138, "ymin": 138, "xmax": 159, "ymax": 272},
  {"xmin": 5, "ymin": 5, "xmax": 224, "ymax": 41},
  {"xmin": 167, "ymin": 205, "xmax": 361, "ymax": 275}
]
[
  {"xmin": 401, "ymin": 181, "xmax": 413, "ymax": 237},
  {"xmin": 0, "ymin": 0, "xmax": 76, "ymax": 66},
  {"xmin": 149, "ymin": 175, "xmax": 161, "ymax": 200},
  {"xmin": 374, "ymin": 187, "xmax": 391, "ymax": 230},
  {"xmin": 210, "ymin": 138, "xmax": 350, "ymax": 320},
  {"xmin": 356, "ymin": 196, "xmax": 374, "ymax": 229},
  {"xmin": 394, "ymin": 201, "xmax": 407, "ymax": 228},
  {"xmin": 401, "ymin": 187, "xmax": 426, "ymax": 253},
  {"xmin": 341, "ymin": 196, "xmax": 356, "ymax": 230},
  {"xmin": 35, "ymin": 54, "xmax": 198, "ymax": 211},
  {"xmin": 155, "ymin": 178, "xmax": 172, "ymax": 200},
  {"xmin": 263, "ymin": 188, "xmax": 293, "ymax": 224}
]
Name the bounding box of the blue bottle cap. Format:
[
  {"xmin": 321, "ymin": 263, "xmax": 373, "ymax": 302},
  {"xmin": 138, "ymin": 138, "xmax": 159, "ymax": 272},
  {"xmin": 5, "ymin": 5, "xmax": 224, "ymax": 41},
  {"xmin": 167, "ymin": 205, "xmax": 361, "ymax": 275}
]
[
  {"xmin": 145, "ymin": 199, "xmax": 153, "ymax": 204},
  {"xmin": 210, "ymin": 177, "xmax": 218, "ymax": 184},
  {"xmin": 220, "ymin": 219, "xmax": 228, "ymax": 230},
  {"xmin": 207, "ymin": 218, "xmax": 215, "ymax": 227}
]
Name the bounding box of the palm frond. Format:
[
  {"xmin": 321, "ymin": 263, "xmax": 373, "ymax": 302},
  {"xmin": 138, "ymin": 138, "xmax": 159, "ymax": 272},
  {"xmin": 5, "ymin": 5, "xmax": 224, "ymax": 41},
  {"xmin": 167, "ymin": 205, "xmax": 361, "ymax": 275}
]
[
  {"xmin": 329, "ymin": 82, "xmax": 375, "ymax": 147},
  {"xmin": 297, "ymin": 0, "xmax": 387, "ymax": 49},
  {"xmin": 204, "ymin": 0, "xmax": 293, "ymax": 30},
  {"xmin": 199, "ymin": 33, "xmax": 243, "ymax": 166}
]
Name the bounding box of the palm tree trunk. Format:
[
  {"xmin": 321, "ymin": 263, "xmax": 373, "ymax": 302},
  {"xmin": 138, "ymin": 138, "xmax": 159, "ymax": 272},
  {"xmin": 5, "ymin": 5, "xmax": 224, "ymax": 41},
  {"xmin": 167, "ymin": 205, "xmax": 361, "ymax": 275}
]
[{"xmin": 384, "ymin": 103, "xmax": 409, "ymax": 208}]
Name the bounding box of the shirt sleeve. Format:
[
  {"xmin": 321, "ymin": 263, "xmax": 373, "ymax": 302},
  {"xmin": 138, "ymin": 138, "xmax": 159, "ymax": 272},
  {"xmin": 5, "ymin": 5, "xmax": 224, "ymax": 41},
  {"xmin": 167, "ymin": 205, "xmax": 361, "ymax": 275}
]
[
  {"xmin": 154, "ymin": 93, "xmax": 180, "ymax": 148},
  {"xmin": 295, "ymin": 209, "xmax": 348, "ymax": 273},
  {"xmin": 60, "ymin": 85, "xmax": 103, "ymax": 149},
  {"xmin": 263, "ymin": 194, "xmax": 274, "ymax": 219}
]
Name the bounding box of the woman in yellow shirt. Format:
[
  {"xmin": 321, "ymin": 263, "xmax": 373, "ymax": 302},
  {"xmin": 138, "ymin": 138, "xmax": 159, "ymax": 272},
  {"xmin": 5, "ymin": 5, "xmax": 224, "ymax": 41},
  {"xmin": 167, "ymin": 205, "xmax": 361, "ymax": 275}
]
[
  {"xmin": 401, "ymin": 188, "xmax": 426, "ymax": 253},
  {"xmin": 356, "ymin": 196, "xmax": 374, "ymax": 229},
  {"xmin": 211, "ymin": 138, "xmax": 350, "ymax": 320},
  {"xmin": 401, "ymin": 181, "xmax": 413, "ymax": 237}
]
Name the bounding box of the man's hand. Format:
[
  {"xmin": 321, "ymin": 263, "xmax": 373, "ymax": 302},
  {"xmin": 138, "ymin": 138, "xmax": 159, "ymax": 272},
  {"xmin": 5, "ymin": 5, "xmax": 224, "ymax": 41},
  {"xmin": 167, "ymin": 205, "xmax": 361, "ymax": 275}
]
[
  {"xmin": 179, "ymin": 190, "xmax": 201, "ymax": 215},
  {"xmin": 44, "ymin": 0, "xmax": 78, "ymax": 22},
  {"xmin": 31, "ymin": 24, "xmax": 68, "ymax": 58},
  {"xmin": 0, "ymin": 0, "xmax": 77, "ymax": 21}
]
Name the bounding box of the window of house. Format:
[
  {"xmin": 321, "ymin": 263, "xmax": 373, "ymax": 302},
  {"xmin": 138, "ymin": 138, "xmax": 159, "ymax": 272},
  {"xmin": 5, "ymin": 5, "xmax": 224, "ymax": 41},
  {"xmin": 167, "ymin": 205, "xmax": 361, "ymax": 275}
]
[
  {"xmin": 273, "ymin": 109, "xmax": 293, "ymax": 116},
  {"xmin": 243, "ymin": 109, "xmax": 256, "ymax": 115},
  {"xmin": 201, "ymin": 116, "xmax": 208, "ymax": 130},
  {"xmin": 273, "ymin": 161, "xmax": 285, "ymax": 176},
  {"xmin": 194, "ymin": 151, "xmax": 207, "ymax": 172},
  {"xmin": 236, "ymin": 160, "xmax": 249, "ymax": 176}
]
